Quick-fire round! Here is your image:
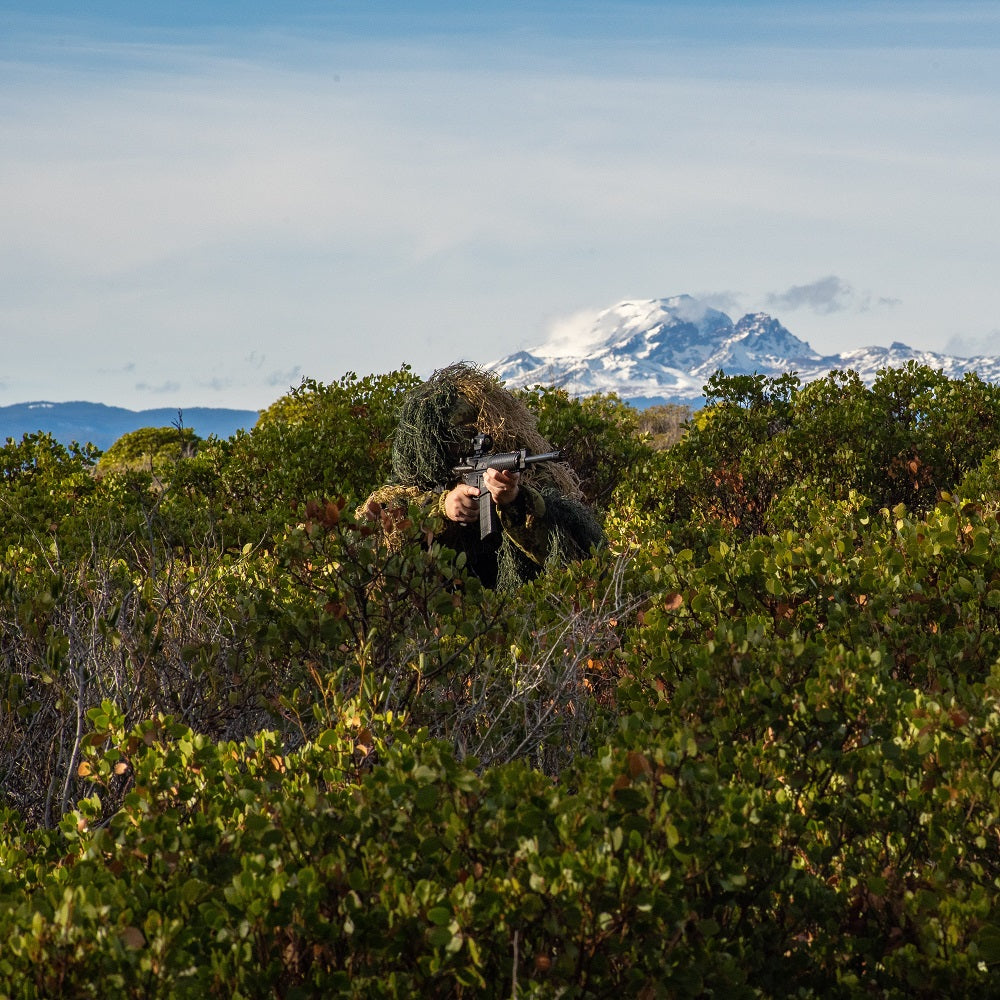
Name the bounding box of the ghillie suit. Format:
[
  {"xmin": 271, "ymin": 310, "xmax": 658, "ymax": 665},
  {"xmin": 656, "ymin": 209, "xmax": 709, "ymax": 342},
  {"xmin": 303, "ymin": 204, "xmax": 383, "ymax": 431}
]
[{"xmin": 360, "ymin": 363, "xmax": 605, "ymax": 593}]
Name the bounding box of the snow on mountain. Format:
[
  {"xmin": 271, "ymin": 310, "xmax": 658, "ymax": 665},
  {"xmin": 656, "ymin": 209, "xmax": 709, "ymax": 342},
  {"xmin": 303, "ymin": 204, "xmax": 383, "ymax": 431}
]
[{"xmin": 488, "ymin": 295, "xmax": 1000, "ymax": 407}]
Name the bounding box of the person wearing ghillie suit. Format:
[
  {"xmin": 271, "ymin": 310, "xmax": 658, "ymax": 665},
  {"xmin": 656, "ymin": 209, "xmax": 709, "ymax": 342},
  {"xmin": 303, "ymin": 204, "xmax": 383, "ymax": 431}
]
[{"xmin": 360, "ymin": 363, "xmax": 605, "ymax": 593}]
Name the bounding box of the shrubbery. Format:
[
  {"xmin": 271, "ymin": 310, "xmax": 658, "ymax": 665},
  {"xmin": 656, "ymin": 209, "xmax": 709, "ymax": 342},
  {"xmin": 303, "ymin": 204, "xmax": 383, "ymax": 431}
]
[{"xmin": 2, "ymin": 363, "xmax": 1000, "ymax": 997}]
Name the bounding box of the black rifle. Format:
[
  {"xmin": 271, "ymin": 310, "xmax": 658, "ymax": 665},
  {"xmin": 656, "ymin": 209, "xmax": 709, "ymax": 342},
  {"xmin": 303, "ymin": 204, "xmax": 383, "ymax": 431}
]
[{"xmin": 451, "ymin": 433, "xmax": 562, "ymax": 539}]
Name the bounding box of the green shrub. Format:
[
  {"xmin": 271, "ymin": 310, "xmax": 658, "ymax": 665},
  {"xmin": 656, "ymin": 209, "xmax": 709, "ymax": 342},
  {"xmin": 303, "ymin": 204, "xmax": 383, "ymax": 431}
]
[
  {"xmin": 3, "ymin": 363, "xmax": 1000, "ymax": 996},
  {"xmin": 99, "ymin": 425, "xmax": 201, "ymax": 477},
  {"xmin": 213, "ymin": 368, "xmax": 421, "ymax": 526},
  {"xmin": 518, "ymin": 385, "xmax": 652, "ymax": 509},
  {"xmin": 618, "ymin": 364, "xmax": 1000, "ymax": 541},
  {"xmin": 636, "ymin": 402, "xmax": 692, "ymax": 450}
]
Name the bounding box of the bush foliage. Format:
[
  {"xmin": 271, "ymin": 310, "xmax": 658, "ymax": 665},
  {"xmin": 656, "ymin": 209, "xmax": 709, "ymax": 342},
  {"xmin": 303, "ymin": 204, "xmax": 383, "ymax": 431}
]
[{"xmin": 2, "ymin": 363, "xmax": 1000, "ymax": 997}]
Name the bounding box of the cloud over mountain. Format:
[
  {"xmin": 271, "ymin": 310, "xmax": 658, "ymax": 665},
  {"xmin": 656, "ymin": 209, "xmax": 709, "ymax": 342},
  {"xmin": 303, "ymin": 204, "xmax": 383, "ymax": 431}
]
[
  {"xmin": 489, "ymin": 294, "xmax": 1000, "ymax": 408},
  {"xmin": 766, "ymin": 276, "xmax": 856, "ymax": 314}
]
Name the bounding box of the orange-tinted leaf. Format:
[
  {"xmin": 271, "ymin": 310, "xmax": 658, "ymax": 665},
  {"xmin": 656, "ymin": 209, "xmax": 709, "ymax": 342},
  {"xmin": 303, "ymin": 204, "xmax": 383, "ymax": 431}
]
[
  {"xmin": 120, "ymin": 927, "xmax": 145, "ymax": 950},
  {"xmin": 627, "ymin": 751, "xmax": 652, "ymax": 779}
]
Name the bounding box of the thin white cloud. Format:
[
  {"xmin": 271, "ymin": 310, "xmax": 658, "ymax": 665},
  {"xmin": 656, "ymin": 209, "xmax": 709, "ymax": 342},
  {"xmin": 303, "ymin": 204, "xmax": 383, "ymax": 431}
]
[
  {"xmin": 766, "ymin": 277, "xmax": 901, "ymax": 316},
  {"xmin": 134, "ymin": 380, "xmax": 182, "ymax": 395},
  {"xmin": 767, "ymin": 276, "xmax": 856, "ymax": 314},
  {"xmin": 944, "ymin": 330, "xmax": 1000, "ymax": 359},
  {"xmin": 1, "ymin": 10, "xmax": 999, "ymax": 408},
  {"xmin": 265, "ymin": 366, "xmax": 303, "ymax": 387},
  {"xmin": 535, "ymin": 308, "xmax": 608, "ymax": 357},
  {"xmin": 694, "ymin": 290, "xmax": 746, "ymax": 316},
  {"xmin": 97, "ymin": 362, "xmax": 137, "ymax": 375}
]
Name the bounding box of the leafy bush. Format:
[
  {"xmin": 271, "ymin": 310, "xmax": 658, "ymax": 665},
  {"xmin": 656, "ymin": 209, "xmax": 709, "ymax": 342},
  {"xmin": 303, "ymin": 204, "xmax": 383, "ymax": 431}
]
[
  {"xmin": 636, "ymin": 401, "xmax": 692, "ymax": 450},
  {"xmin": 98, "ymin": 425, "xmax": 201, "ymax": 477},
  {"xmin": 2, "ymin": 362, "xmax": 1000, "ymax": 996},
  {"xmin": 624, "ymin": 363, "xmax": 1000, "ymax": 539},
  {"xmin": 0, "ymin": 432, "xmax": 100, "ymax": 553},
  {"xmin": 517, "ymin": 385, "xmax": 652, "ymax": 509},
  {"xmin": 213, "ymin": 368, "xmax": 421, "ymax": 521}
]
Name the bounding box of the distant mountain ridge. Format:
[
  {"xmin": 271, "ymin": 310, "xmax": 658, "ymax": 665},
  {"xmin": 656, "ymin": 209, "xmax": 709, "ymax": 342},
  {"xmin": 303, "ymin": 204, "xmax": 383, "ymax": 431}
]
[
  {"xmin": 0, "ymin": 401, "xmax": 259, "ymax": 451},
  {"xmin": 489, "ymin": 295, "xmax": 1000, "ymax": 407},
  {"xmin": 8, "ymin": 295, "xmax": 1000, "ymax": 447}
]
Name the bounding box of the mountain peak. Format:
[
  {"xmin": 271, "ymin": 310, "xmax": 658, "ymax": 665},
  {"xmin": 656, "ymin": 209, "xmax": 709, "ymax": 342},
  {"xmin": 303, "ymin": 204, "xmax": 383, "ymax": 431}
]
[{"xmin": 488, "ymin": 295, "xmax": 1000, "ymax": 407}]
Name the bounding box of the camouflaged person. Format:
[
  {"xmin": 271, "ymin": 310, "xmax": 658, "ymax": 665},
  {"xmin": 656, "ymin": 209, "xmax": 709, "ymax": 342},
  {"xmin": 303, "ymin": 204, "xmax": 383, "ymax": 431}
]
[{"xmin": 359, "ymin": 363, "xmax": 604, "ymax": 593}]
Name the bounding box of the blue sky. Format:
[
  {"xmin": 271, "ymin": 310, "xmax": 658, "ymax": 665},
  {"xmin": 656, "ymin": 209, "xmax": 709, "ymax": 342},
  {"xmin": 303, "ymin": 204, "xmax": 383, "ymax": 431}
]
[{"xmin": 2, "ymin": 2, "xmax": 999, "ymax": 410}]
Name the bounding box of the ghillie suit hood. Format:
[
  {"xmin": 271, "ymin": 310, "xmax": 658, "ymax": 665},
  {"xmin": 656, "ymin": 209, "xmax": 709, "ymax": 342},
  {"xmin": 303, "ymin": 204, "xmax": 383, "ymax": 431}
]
[
  {"xmin": 388, "ymin": 362, "xmax": 583, "ymax": 498},
  {"xmin": 362, "ymin": 363, "xmax": 604, "ymax": 593}
]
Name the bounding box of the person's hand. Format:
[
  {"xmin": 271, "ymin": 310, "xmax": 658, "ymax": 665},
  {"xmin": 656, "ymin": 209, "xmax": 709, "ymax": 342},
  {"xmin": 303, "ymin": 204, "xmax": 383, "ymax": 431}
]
[
  {"xmin": 444, "ymin": 471, "xmax": 521, "ymax": 524},
  {"xmin": 483, "ymin": 468, "xmax": 520, "ymax": 506},
  {"xmin": 444, "ymin": 484, "xmax": 481, "ymax": 524}
]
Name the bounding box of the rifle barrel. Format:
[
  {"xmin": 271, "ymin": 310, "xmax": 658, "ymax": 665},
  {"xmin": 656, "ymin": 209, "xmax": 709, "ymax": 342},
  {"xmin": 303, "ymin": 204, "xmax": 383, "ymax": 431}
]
[
  {"xmin": 452, "ymin": 449, "xmax": 562, "ymax": 476},
  {"xmin": 524, "ymin": 449, "xmax": 562, "ymax": 466}
]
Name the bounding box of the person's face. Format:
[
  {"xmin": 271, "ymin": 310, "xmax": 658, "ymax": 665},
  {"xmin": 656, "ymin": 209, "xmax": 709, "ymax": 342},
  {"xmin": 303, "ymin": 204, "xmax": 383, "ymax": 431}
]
[{"xmin": 446, "ymin": 397, "xmax": 479, "ymax": 455}]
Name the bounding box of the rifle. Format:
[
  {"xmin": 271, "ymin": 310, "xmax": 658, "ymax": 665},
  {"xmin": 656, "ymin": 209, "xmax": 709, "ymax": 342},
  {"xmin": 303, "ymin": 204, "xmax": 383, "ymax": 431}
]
[{"xmin": 451, "ymin": 433, "xmax": 562, "ymax": 539}]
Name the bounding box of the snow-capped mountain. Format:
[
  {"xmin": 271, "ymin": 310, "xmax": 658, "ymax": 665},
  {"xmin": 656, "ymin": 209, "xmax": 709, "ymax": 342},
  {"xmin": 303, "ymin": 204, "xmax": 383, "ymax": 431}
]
[{"xmin": 488, "ymin": 295, "xmax": 1000, "ymax": 408}]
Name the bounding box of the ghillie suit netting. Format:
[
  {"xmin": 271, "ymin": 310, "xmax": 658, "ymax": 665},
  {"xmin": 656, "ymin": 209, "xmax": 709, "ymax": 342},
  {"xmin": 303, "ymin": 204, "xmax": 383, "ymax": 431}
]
[{"xmin": 360, "ymin": 363, "xmax": 604, "ymax": 592}]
